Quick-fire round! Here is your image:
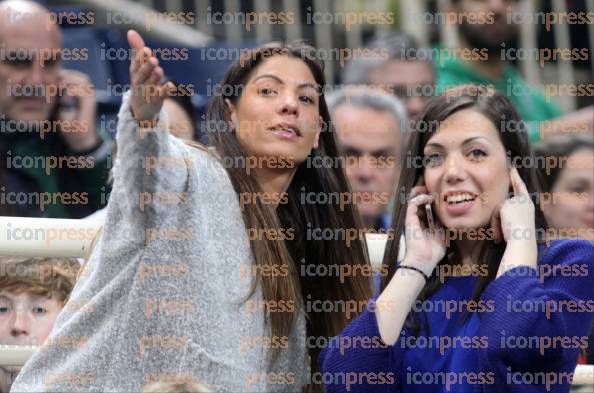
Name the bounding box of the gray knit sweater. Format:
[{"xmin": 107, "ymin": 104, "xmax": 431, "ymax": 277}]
[{"xmin": 10, "ymin": 93, "xmax": 309, "ymax": 393}]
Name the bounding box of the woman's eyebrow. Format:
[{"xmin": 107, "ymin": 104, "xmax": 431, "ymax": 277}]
[
  {"xmin": 251, "ymin": 74, "xmax": 283, "ymax": 84},
  {"xmin": 461, "ymin": 137, "xmax": 489, "ymax": 145},
  {"xmin": 297, "ymin": 82, "xmax": 318, "ymax": 89},
  {"xmin": 251, "ymin": 74, "xmax": 318, "ymax": 90},
  {"xmin": 425, "ymin": 136, "xmax": 489, "ymax": 149}
]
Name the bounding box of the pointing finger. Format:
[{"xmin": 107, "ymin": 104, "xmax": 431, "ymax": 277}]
[{"xmin": 127, "ymin": 30, "xmax": 145, "ymax": 51}]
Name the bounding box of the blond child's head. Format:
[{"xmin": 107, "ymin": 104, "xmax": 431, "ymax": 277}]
[{"xmin": 0, "ymin": 256, "xmax": 80, "ymax": 347}]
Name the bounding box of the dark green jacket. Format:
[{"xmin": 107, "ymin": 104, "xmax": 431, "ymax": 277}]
[
  {"xmin": 0, "ymin": 120, "xmax": 112, "ymax": 218},
  {"xmin": 434, "ymin": 48, "xmax": 562, "ymax": 143}
]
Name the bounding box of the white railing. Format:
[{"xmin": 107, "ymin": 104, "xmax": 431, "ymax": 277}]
[
  {"xmin": 0, "ymin": 216, "xmax": 386, "ymax": 262},
  {"xmin": 0, "ymin": 216, "xmax": 592, "ymax": 388},
  {"xmin": 0, "ymin": 217, "xmax": 101, "ymax": 258},
  {"xmin": 0, "ymin": 345, "xmax": 37, "ymax": 367}
]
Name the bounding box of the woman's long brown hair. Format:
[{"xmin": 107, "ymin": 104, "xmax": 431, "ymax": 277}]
[{"xmin": 191, "ymin": 42, "xmax": 372, "ymax": 388}]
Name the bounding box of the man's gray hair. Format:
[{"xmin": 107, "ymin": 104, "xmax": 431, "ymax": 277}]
[
  {"xmin": 326, "ymin": 87, "xmax": 409, "ymax": 134},
  {"xmin": 342, "ymin": 31, "xmax": 433, "ymax": 85}
]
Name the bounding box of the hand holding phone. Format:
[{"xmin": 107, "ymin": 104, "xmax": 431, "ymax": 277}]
[
  {"xmin": 56, "ymin": 69, "xmax": 99, "ymax": 151},
  {"xmin": 401, "ymin": 177, "xmax": 446, "ymax": 273}
]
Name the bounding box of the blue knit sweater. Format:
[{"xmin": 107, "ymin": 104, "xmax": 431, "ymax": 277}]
[{"xmin": 319, "ymin": 239, "xmax": 594, "ymax": 392}]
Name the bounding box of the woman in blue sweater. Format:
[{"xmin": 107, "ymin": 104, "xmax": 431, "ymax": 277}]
[{"xmin": 319, "ymin": 85, "xmax": 594, "ymax": 392}]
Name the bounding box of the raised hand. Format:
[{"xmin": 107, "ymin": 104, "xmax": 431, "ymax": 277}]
[
  {"xmin": 126, "ymin": 30, "xmax": 175, "ymax": 124},
  {"xmin": 401, "ymin": 178, "xmax": 447, "ymax": 277},
  {"xmin": 489, "ymin": 166, "xmax": 536, "ymax": 245},
  {"xmin": 491, "ymin": 167, "xmax": 538, "ymax": 277},
  {"xmin": 375, "ymin": 178, "xmax": 447, "ymax": 345}
]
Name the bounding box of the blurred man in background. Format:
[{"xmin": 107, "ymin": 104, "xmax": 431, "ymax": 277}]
[
  {"xmin": 437, "ymin": 0, "xmax": 593, "ymax": 142},
  {"xmin": 342, "ymin": 32, "xmax": 435, "ymax": 124},
  {"xmin": 328, "ymin": 87, "xmax": 407, "ymax": 230},
  {"xmin": 0, "ymin": 0, "xmax": 112, "ymax": 218}
]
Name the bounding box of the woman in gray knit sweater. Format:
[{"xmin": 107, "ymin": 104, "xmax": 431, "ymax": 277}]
[{"xmin": 11, "ymin": 31, "xmax": 372, "ymax": 392}]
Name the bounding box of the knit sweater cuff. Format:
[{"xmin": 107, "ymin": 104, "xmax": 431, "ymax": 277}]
[
  {"xmin": 481, "ymin": 265, "xmax": 540, "ymax": 301},
  {"xmin": 345, "ymin": 298, "xmax": 397, "ymax": 349}
]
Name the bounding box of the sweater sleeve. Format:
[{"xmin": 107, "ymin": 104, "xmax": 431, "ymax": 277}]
[
  {"xmin": 479, "ymin": 239, "xmax": 594, "ymax": 370},
  {"xmin": 318, "ymin": 299, "xmax": 402, "ymax": 393},
  {"xmin": 110, "ymin": 93, "xmax": 281, "ymax": 392},
  {"xmin": 109, "ymin": 91, "xmax": 193, "ymax": 246}
]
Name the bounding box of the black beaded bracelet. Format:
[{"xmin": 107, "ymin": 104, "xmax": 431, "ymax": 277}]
[{"xmin": 396, "ymin": 265, "xmax": 429, "ymax": 281}]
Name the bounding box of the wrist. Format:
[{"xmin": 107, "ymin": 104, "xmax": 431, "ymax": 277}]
[
  {"xmin": 401, "ymin": 258, "xmax": 436, "ymax": 278},
  {"xmin": 397, "ymin": 264, "xmax": 430, "ymax": 281},
  {"xmin": 382, "ymin": 267, "xmax": 425, "ymax": 301},
  {"xmin": 129, "ymin": 96, "xmax": 161, "ymax": 124},
  {"xmin": 506, "ymin": 224, "xmax": 537, "ymax": 243},
  {"xmin": 130, "ymin": 107, "xmax": 160, "ymax": 128},
  {"xmin": 505, "ymin": 237, "xmax": 537, "ymax": 255},
  {"xmin": 498, "ymin": 241, "xmax": 537, "ymax": 277}
]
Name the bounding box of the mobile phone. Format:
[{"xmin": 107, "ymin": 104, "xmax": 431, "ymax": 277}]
[
  {"xmin": 425, "ymin": 203, "xmax": 435, "ymax": 231},
  {"xmin": 59, "ymin": 94, "xmax": 79, "ymax": 112},
  {"xmin": 56, "ymin": 94, "xmax": 80, "ymax": 122}
]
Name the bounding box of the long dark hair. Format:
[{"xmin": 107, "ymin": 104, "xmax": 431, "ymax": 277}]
[
  {"xmin": 381, "ymin": 85, "xmax": 548, "ymax": 335},
  {"xmin": 192, "ymin": 42, "xmax": 372, "ymax": 384}
]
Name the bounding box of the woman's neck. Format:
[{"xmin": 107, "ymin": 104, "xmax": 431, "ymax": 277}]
[
  {"xmin": 449, "ymin": 236, "xmax": 482, "ymax": 276},
  {"xmin": 253, "ymin": 166, "xmax": 296, "ymax": 207}
]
